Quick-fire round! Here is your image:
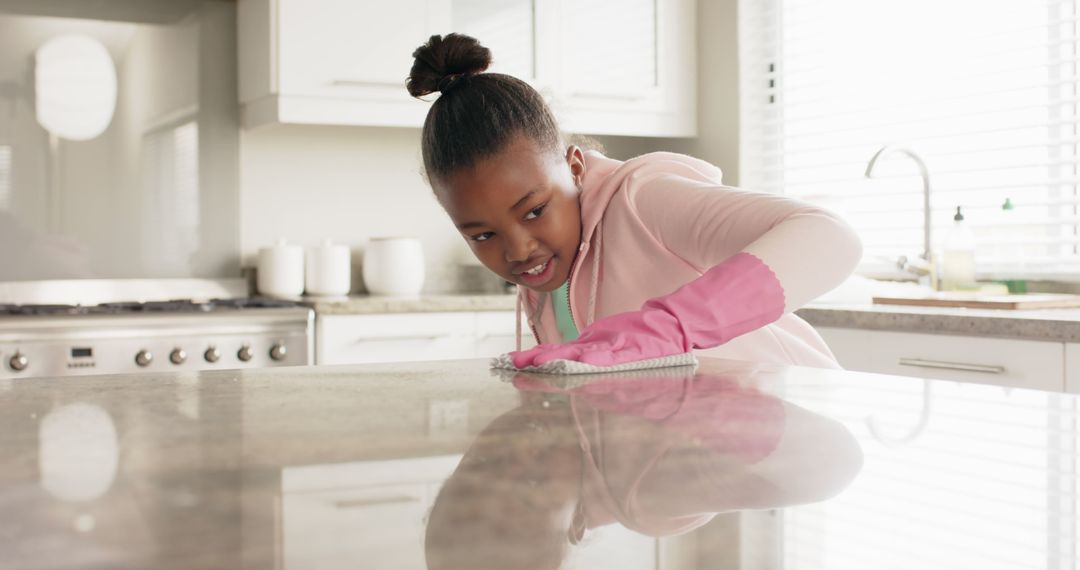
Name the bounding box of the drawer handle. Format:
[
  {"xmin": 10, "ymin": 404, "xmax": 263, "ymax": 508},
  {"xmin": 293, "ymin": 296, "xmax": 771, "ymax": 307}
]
[
  {"xmin": 331, "ymin": 79, "xmax": 400, "ymax": 88},
  {"xmin": 898, "ymin": 357, "xmax": 1005, "ymax": 374},
  {"xmin": 354, "ymin": 334, "xmax": 452, "ymax": 343},
  {"xmin": 334, "ymin": 495, "xmax": 420, "ymax": 509},
  {"xmin": 567, "ymin": 90, "xmax": 647, "ymax": 101}
]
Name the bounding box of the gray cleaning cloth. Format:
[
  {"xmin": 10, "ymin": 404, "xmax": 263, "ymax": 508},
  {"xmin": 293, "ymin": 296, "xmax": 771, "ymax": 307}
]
[{"xmin": 490, "ymin": 352, "xmax": 699, "ymax": 375}]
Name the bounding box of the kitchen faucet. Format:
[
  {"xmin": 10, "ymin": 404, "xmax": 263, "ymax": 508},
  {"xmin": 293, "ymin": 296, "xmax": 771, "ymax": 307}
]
[{"xmin": 865, "ymin": 144, "xmax": 937, "ymax": 289}]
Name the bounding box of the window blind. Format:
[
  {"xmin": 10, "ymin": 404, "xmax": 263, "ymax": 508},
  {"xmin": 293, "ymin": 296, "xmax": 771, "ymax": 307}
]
[{"xmin": 740, "ymin": 0, "xmax": 1080, "ymax": 279}]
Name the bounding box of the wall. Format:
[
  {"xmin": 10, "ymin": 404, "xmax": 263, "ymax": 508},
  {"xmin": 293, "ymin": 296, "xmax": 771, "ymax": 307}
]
[
  {"xmin": 238, "ymin": 126, "xmax": 676, "ymax": 294},
  {"xmin": 0, "ymin": 3, "xmax": 240, "ymax": 281}
]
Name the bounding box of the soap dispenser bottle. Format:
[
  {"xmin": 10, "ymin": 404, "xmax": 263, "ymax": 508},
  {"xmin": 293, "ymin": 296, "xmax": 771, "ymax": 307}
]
[{"xmin": 942, "ymin": 206, "xmax": 977, "ymax": 291}]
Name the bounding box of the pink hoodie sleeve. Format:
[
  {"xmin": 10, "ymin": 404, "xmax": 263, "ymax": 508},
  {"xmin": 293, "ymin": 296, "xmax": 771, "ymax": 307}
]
[{"xmin": 628, "ymin": 172, "xmax": 862, "ymax": 313}]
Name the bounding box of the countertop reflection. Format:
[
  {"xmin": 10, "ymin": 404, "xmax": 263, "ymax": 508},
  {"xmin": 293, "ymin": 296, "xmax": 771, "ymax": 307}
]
[{"xmin": 0, "ymin": 358, "xmax": 1075, "ymax": 569}]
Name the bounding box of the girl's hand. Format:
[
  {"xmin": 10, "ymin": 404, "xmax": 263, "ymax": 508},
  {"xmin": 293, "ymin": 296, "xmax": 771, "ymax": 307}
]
[
  {"xmin": 509, "ymin": 308, "xmax": 689, "ymax": 368},
  {"xmin": 510, "ymin": 252, "xmax": 787, "ymax": 369}
]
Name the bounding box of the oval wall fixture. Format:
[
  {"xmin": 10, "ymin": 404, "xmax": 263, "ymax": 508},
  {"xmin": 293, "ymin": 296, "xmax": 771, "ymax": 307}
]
[{"xmin": 35, "ymin": 35, "xmax": 118, "ymax": 141}]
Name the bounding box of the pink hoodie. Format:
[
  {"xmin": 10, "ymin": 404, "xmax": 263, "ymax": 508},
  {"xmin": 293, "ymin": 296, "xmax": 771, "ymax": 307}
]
[{"xmin": 515, "ymin": 151, "xmax": 862, "ymax": 369}]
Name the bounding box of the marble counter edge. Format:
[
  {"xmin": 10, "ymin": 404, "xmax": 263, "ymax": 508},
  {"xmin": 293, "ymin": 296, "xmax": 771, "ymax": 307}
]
[
  {"xmin": 303, "ymin": 293, "xmax": 519, "ymax": 315},
  {"xmin": 797, "ymin": 303, "xmax": 1080, "ymax": 343},
  {"xmin": 301, "ymin": 294, "xmax": 1080, "ymax": 343}
]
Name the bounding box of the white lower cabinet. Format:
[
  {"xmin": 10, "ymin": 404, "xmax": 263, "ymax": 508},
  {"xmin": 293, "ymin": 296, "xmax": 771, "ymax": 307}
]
[
  {"xmin": 1065, "ymin": 343, "xmax": 1080, "ymax": 394},
  {"xmin": 316, "ymin": 311, "xmax": 535, "ymax": 365},
  {"xmin": 316, "ymin": 312, "xmax": 476, "ymax": 365},
  {"xmin": 817, "ymin": 327, "xmax": 1065, "ymax": 391},
  {"xmin": 474, "ymin": 310, "xmax": 533, "ymax": 357}
]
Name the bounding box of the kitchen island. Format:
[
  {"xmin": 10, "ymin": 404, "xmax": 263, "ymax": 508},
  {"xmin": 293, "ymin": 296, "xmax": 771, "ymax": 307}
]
[{"xmin": 1, "ymin": 357, "xmax": 1075, "ymax": 569}]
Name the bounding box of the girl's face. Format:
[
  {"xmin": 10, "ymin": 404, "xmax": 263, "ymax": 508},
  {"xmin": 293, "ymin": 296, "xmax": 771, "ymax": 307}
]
[{"xmin": 435, "ymin": 134, "xmax": 585, "ymax": 293}]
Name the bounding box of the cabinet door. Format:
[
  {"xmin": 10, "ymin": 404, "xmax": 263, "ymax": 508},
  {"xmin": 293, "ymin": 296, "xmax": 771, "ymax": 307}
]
[
  {"xmin": 317, "ymin": 313, "xmax": 475, "ymax": 365},
  {"xmin": 1064, "ymin": 343, "xmax": 1080, "ymax": 394},
  {"xmin": 278, "ymin": 0, "xmax": 449, "ymax": 98},
  {"xmin": 814, "ymin": 327, "xmax": 875, "ymax": 372},
  {"xmin": 452, "ymin": 0, "xmax": 537, "ymax": 82},
  {"xmin": 555, "ymin": 0, "xmax": 696, "ymax": 136},
  {"xmin": 282, "ymin": 484, "xmax": 429, "ymax": 570},
  {"xmin": 868, "ymin": 331, "xmax": 1063, "ymax": 391},
  {"xmin": 474, "ymin": 311, "xmax": 537, "ymax": 357}
]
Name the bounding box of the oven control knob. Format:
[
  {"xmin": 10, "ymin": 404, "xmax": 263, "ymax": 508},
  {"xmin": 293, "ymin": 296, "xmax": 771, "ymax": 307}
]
[
  {"xmin": 237, "ymin": 345, "xmax": 254, "ymax": 362},
  {"xmin": 169, "ymin": 348, "xmax": 187, "ymax": 365},
  {"xmin": 269, "ymin": 343, "xmax": 288, "ymax": 362},
  {"xmin": 135, "ymin": 350, "xmax": 153, "ymax": 367},
  {"xmin": 9, "ymin": 352, "xmax": 28, "ymax": 372},
  {"xmin": 204, "ymin": 346, "xmax": 221, "ymax": 363}
]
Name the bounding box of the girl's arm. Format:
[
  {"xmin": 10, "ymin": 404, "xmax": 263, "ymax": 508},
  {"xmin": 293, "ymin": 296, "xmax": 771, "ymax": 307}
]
[
  {"xmin": 509, "ymin": 164, "xmax": 863, "ymax": 369},
  {"xmin": 627, "ymin": 171, "xmax": 863, "ymax": 313}
]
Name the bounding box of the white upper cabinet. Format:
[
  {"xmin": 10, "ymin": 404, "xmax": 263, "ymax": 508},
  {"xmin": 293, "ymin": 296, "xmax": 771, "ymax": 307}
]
[
  {"xmin": 238, "ymin": 0, "xmax": 450, "ymax": 128},
  {"xmin": 238, "ymin": 0, "xmax": 696, "ymax": 136},
  {"xmin": 452, "ymin": 0, "xmax": 537, "ymax": 82},
  {"xmin": 555, "ymin": 0, "xmax": 696, "ymax": 136}
]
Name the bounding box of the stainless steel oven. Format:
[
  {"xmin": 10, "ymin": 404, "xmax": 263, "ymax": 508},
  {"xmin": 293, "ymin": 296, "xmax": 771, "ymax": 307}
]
[{"xmin": 0, "ymin": 279, "xmax": 313, "ymax": 380}]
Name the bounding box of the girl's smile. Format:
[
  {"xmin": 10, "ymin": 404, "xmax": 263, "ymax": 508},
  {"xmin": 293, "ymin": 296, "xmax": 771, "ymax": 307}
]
[{"xmin": 434, "ymin": 135, "xmax": 586, "ymax": 293}]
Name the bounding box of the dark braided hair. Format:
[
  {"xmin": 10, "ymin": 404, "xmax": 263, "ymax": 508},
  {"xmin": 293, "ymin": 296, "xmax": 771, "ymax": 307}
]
[{"xmin": 407, "ymin": 33, "xmax": 563, "ymax": 185}]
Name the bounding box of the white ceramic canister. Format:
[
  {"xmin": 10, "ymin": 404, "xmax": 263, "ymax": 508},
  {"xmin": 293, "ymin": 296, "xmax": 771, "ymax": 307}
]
[
  {"xmin": 362, "ymin": 237, "xmax": 425, "ymax": 296},
  {"xmin": 256, "ymin": 239, "xmax": 305, "ymax": 298},
  {"xmin": 305, "ymin": 239, "xmax": 351, "ymax": 297}
]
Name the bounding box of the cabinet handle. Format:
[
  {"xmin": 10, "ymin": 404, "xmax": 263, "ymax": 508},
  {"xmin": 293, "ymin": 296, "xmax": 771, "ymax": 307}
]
[
  {"xmin": 567, "ymin": 90, "xmax": 647, "ymax": 101},
  {"xmin": 331, "ymin": 79, "xmax": 400, "ymax": 88},
  {"xmin": 333, "ymin": 495, "xmax": 421, "ymax": 509},
  {"xmin": 898, "ymin": 357, "xmax": 1005, "ymax": 374},
  {"xmin": 354, "ymin": 334, "xmax": 453, "ymax": 343}
]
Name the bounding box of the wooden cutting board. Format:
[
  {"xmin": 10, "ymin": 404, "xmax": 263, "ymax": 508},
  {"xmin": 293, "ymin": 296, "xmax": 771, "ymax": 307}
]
[{"xmin": 872, "ymin": 292, "xmax": 1080, "ymax": 310}]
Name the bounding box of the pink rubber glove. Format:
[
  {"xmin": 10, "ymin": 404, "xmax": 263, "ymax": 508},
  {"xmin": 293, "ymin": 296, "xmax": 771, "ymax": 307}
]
[{"xmin": 510, "ymin": 252, "xmax": 785, "ymax": 368}]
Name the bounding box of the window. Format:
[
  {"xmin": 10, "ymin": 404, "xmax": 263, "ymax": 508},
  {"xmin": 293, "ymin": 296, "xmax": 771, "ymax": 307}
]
[{"xmin": 741, "ymin": 0, "xmax": 1080, "ymax": 279}]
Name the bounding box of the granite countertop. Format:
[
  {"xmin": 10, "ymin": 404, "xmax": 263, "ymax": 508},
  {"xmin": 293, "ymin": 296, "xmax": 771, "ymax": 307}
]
[
  {"xmin": 2, "ymin": 357, "xmax": 1078, "ymax": 568},
  {"xmin": 303, "ymin": 292, "xmax": 1080, "ymax": 342},
  {"xmin": 797, "ymin": 302, "xmax": 1080, "ymax": 342},
  {"xmin": 303, "ymin": 293, "xmax": 518, "ymax": 315}
]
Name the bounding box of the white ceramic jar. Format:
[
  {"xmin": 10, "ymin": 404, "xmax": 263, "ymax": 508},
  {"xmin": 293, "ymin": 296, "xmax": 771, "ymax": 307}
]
[
  {"xmin": 305, "ymin": 239, "xmax": 351, "ymax": 297},
  {"xmin": 257, "ymin": 239, "xmax": 304, "ymax": 298},
  {"xmin": 362, "ymin": 237, "xmax": 425, "ymax": 296}
]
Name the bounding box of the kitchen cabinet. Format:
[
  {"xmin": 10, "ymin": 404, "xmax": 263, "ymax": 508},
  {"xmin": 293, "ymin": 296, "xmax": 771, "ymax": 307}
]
[
  {"xmin": 817, "ymin": 327, "xmax": 1065, "ymax": 391},
  {"xmin": 316, "ymin": 311, "xmax": 535, "ymax": 365},
  {"xmin": 1065, "ymin": 343, "xmax": 1080, "ymax": 394},
  {"xmin": 238, "ymin": 0, "xmax": 449, "ymax": 128},
  {"xmin": 237, "ymin": 0, "xmax": 696, "ymax": 136}
]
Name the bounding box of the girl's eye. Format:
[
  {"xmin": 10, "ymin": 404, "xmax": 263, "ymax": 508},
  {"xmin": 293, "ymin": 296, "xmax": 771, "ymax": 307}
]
[
  {"xmin": 525, "ymin": 204, "xmax": 546, "ymax": 220},
  {"xmin": 470, "ymin": 232, "xmax": 495, "ymax": 242}
]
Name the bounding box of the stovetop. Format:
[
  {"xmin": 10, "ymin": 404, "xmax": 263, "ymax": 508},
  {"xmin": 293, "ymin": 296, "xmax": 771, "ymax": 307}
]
[{"xmin": 0, "ymin": 298, "xmax": 304, "ymax": 317}]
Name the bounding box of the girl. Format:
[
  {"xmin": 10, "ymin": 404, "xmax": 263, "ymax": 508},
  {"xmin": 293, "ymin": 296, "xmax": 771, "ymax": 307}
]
[{"xmin": 407, "ymin": 34, "xmax": 862, "ymax": 370}]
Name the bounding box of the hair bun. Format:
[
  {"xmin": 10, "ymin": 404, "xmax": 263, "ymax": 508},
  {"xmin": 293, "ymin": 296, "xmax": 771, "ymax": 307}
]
[{"xmin": 407, "ymin": 33, "xmax": 492, "ymax": 98}]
